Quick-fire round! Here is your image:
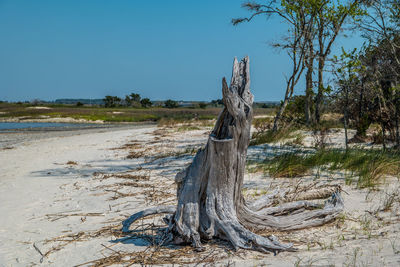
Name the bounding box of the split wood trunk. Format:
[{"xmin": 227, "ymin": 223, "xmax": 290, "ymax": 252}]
[{"xmin": 122, "ymin": 57, "xmax": 344, "ymax": 254}]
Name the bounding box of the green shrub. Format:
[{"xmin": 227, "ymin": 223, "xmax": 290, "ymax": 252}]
[{"xmin": 164, "ymin": 99, "xmax": 179, "ymax": 108}]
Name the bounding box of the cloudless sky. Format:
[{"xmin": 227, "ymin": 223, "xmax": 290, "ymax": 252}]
[{"xmin": 0, "ymin": 0, "xmax": 363, "ymax": 102}]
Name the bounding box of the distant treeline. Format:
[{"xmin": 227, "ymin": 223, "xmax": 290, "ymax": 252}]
[
  {"xmin": 48, "ymin": 96, "xmax": 279, "ymax": 109},
  {"xmin": 55, "ymin": 99, "xmax": 104, "ymax": 105},
  {"xmin": 1, "ymin": 96, "xmax": 279, "ymax": 109}
]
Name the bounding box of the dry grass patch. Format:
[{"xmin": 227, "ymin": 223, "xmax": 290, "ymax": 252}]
[
  {"xmin": 76, "ymin": 245, "xmax": 230, "ymax": 266},
  {"xmin": 126, "ymin": 150, "xmax": 146, "ymax": 159},
  {"xmin": 115, "ymin": 142, "xmax": 142, "ymax": 150},
  {"xmin": 93, "ymin": 172, "xmax": 150, "ymax": 181}
]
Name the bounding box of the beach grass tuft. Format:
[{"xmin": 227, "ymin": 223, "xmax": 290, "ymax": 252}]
[
  {"xmin": 263, "ymin": 148, "xmax": 400, "ymax": 188},
  {"xmin": 250, "ymin": 127, "xmax": 299, "ymax": 146}
]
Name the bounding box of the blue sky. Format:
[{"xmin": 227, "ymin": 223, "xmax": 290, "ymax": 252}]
[{"xmin": 0, "ymin": 0, "xmax": 362, "ymax": 102}]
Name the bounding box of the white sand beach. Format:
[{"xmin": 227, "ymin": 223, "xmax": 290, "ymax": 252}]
[
  {"xmin": 0, "ymin": 126, "xmax": 157, "ymax": 266},
  {"xmin": 0, "ymin": 125, "xmax": 399, "ymax": 266}
]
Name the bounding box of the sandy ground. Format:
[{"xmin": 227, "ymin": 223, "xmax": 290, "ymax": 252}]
[
  {"xmin": 0, "ymin": 125, "xmax": 400, "ymax": 266},
  {"xmin": 0, "ymin": 124, "xmax": 153, "ymax": 149},
  {"xmin": 0, "ymin": 125, "xmax": 157, "ymax": 266}
]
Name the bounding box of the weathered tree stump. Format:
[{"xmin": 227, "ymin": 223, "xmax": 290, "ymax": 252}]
[{"xmin": 122, "ymin": 56, "xmax": 343, "ymax": 254}]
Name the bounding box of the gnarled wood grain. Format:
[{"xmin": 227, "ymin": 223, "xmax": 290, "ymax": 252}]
[{"xmin": 122, "ymin": 56, "xmax": 343, "ymax": 254}]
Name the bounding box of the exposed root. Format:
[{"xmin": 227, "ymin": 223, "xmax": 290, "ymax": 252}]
[
  {"xmin": 248, "ymin": 182, "xmax": 340, "ymax": 211},
  {"xmin": 122, "ymin": 205, "xmax": 176, "ymax": 232},
  {"xmin": 210, "ymin": 217, "xmax": 297, "ymax": 254},
  {"xmin": 240, "ymin": 191, "xmax": 344, "ymax": 232},
  {"xmin": 121, "ymin": 190, "xmax": 343, "ymax": 253}
]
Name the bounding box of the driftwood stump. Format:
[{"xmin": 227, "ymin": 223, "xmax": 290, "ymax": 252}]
[{"xmin": 122, "ymin": 57, "xmax": 343, "ymax": 253}]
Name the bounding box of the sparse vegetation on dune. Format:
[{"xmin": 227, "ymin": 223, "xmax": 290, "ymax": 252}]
[
  {"xmin": 249, "ymin": 113, "xmax": 341, "ymax": 146},
  {"xmin": 262, "ymin": 148, "xmax": 400, "ymax": 188},
  {"xmin": 250, "ymin": 126, "xmax": 300, "ymax": 146}
]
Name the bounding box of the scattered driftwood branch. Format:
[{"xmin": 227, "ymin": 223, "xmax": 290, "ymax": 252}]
[
  {"xmin": 45, "ymin": 212, "xmax": 105, "ymax": 222},
  {"xmin": 122, "ymin": 56, "xmax": 344, "ymax": 254},
  {"xmin": 33, "ymin": 243, "xmax": 45, "ymax": 263}
]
